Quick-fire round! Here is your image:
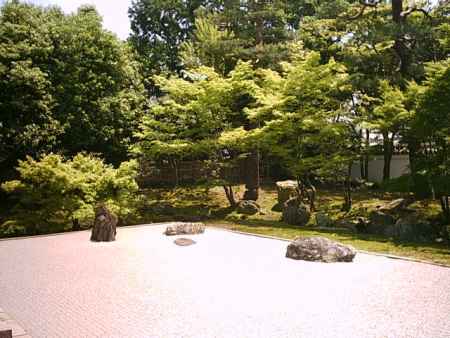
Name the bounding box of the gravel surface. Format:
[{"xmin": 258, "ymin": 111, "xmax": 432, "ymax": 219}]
[{"xmin": 0, "ymin": 224, "xmax": 449, "ymax": 338}]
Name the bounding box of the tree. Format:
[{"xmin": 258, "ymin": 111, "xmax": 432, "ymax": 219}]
[
  {"xmin": 0, "ymin": 2, "xmax": 146, "ymax": 180},
  {"xmin": 128, "ymin": 0, "xmax": 212, "ymax": 82},
  {"xmin": 48, "ymin": 5, "xmax": 146, "ymax": 164},
  {"xmin": 0, "ymin": 2, "xmax": 62, "ymax": 179},
  {"xmin": 133, "ymin": 62, "xmax": 263, "ymax": 205},
  {"xmin": 411, "ymin": 60, "xmax": 450, "ymax": 221},
  {"xmin": 364, "ymin": 80, "xmax": 410, "ymax": 181},
  {"xmin": 221, "ymin": 52, "xmax": 357, "ymax": 210}
]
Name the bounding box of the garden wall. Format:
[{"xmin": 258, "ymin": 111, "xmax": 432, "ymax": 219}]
[{"xmin": 351, "ymin": 155, "xmax": 410, "ymax": 182}]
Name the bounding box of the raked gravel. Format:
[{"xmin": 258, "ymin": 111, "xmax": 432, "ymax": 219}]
[{"xmin": 0, "ymin": 224, "xmax": 449, "ymax": 338}]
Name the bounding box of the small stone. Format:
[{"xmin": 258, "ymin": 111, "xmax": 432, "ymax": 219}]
[
  {"xmin": 286, "ymin": 237, "xmax": 356, "ymax": 263},
  {"xmin": 164, "ymin": 222, "xmax": 205, "ymax": 236},
  {"xmin": 174, "ymin": 238, "xmax": 196, "ymax": 246}
]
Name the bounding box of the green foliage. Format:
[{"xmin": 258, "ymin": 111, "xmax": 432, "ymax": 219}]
[
  {"xmin": 244, "ymin": 52, "xmax": 356, "ymax": 181},
  {"xmin": 364, "ymin": 80, "xmax": 410, "ymax": 136},
  {"xmin": 411, "ymin": 60, "xmax": 450, "ymax": 198},
  {"xmin": 130, "ymin": 0, "xmax": 301, "ymax": 80},
  {"xmin": 1, "ymin": 153, "xmax": 139, "ymax": 234},
  {"xmin": 129, "ymin": 0, "xmax": 210, "ymax": 75},
  {"xmin": 0, "ymin": 2, "xmax": 146, "ymax": 180},
  {"xmin": 133, "ymin": 61, "xmax": 264, "ymax": 162}
]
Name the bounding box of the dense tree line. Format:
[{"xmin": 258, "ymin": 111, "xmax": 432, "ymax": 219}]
[
  {"xmin": 0, "ymin": 1, "xmax": 146, "ymax": 179},
  {"xmin": 0, "ymin": 0, "xmax": 449, "ymax": 231}
]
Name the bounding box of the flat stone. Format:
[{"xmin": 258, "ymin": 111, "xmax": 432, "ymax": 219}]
[
  {"xmin": 379, "ymin": 198, "xmax": 413, "ymax": 214},
  {"xmin": 174, "ymin": 238, "xmax": 196, "ymax": 246},
  {"xmin": 0, "ymin": 313, "xmax": 10, "ymax": 321}
]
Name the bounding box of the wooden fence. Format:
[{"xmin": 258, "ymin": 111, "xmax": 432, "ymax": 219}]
[{"xmin": 138, "ymin": 160, "xmax": 274, "ymax": 187}]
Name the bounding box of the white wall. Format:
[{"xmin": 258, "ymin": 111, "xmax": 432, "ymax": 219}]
[{"xmin": 351, "ymin": 155, "xmax": 410, "ymax": 182}]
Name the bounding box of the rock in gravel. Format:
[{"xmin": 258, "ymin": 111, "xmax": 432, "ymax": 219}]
[
  {"xmin": 286, "ymin": 236, "xmax": 356, "ymax": 262},
  {"xmin": 91, "ymin": 205, "xmax": 117, "ymax": 242},
  {"xmin": 236, "ymin": 200, "xmax": 260, "ymax": 215},
  {"xmin": 164, "ymin": 222, "xmax": 205, "ymax": 236},
  {"xmin": 174, "ymin": 238, "xmax": 196, "ymax": 246}
]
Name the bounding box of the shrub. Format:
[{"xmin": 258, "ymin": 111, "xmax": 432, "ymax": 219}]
[
  {"xmin": 382, "ymin": 174, "xmax": 431, "ymax": 198},
  {"xmin": 1, "ymin": 153, "xmax": 139, "ymax": 235}
]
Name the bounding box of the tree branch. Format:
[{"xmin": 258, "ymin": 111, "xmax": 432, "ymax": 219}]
[
  {"xmin": 401, "ymin": 7, "xmax": 430, "ymax": 19},
  {"xmin": 346, "ymin": 0, "xmax": 380, "ymax": 20}
]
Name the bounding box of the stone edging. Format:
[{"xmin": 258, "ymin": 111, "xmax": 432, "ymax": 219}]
[
  {"xmin": 209, "ymin": 226, "xmax": 450, "ymax": 269},
  {"xmin": 0, "ymin": 307, "xmax": 30, "ymax": 337}
]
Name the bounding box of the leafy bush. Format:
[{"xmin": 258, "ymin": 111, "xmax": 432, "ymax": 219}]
[{"xmin": 1, "ymin": 153, "xmax": 139, "ymax": 235}]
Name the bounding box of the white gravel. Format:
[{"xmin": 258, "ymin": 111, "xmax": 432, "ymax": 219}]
[{"xmin": 0, "ymin": 224, "xmax": 449, "ymax": 338}]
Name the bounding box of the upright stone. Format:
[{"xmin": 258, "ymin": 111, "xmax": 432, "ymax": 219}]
[
  {"xmin": 282, "ymin": 197, "xmax": 310, "ymax": 226},
  {"xmin": 91, "ymin": 205, "xmax": 117, "ymax": 242},
  {"xmin": 0, "ymin": 330, "xmax": 12, "ymax": 338},
  {"xmin": 276, "ymin": 180, "xmax": 298, "ymax": 205}
]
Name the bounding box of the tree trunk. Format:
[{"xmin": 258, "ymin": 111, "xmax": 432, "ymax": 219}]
[
  {"xmin": 364, "ymin": 129, "xmax": 370, "ymax": 180},
  {"xmin": 171, "ymin": 158, "xmax": 179, "ymax": 187},
  {"xmin": 392, "ymin": 0, "xmax": 411, "ymax": 79},
  {"xmin": 342, "ymin": 162, "xmax": 353, "ymax": 212},
  {"xmin": 382, "ymin": 133, "xmax": 393, "ymax": 182},
  {"xmin": 242, "ymin": 117, "xmax": 260, "ymax": 201},
  {"xmin": 392, "ymin": 0, "xmax": 403, "ymax": 24},
  {"xmin": 223, "ymin": 185, "xmax": 237, "ymax": 207},
  {"xmin": 440, "ymin": 196, "xmax": 450, "ymax": 222},
  {"xmin": 243, "ymin": 149, "xmax": 260, "ymax": 201}
]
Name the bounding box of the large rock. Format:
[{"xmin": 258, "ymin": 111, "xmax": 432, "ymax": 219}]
[
  {"xmin": 164, "ymin": 222, "xmax": 205, "ymax": 236},
  {"xmin": 282, "ymin": 197, "xmax": 310, "ymax": 226},
  {"xmin": 394, "ymin": 214, "xmax": 432, "ymax": 241},
  {"xmin": 236, "ymin": 200, "xmax": 260, "ymax": 215},
  {"xmin": 91, "ymin": 205, "xmax": 117, "ymax": 242},
  {"xmin": 315, "ymin": 212, "xmax": 332, "ymax": 227},
  {"xmin": 276, "ymin": 180, "xmax": 298, "ymax": 206},
  {"xmin": 286, "ymin": 237, "xmax": 356, "ymax": 262},
  {"xmin": 367, "ymin": 210, "xmax": 396, "ymax": 236}
]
